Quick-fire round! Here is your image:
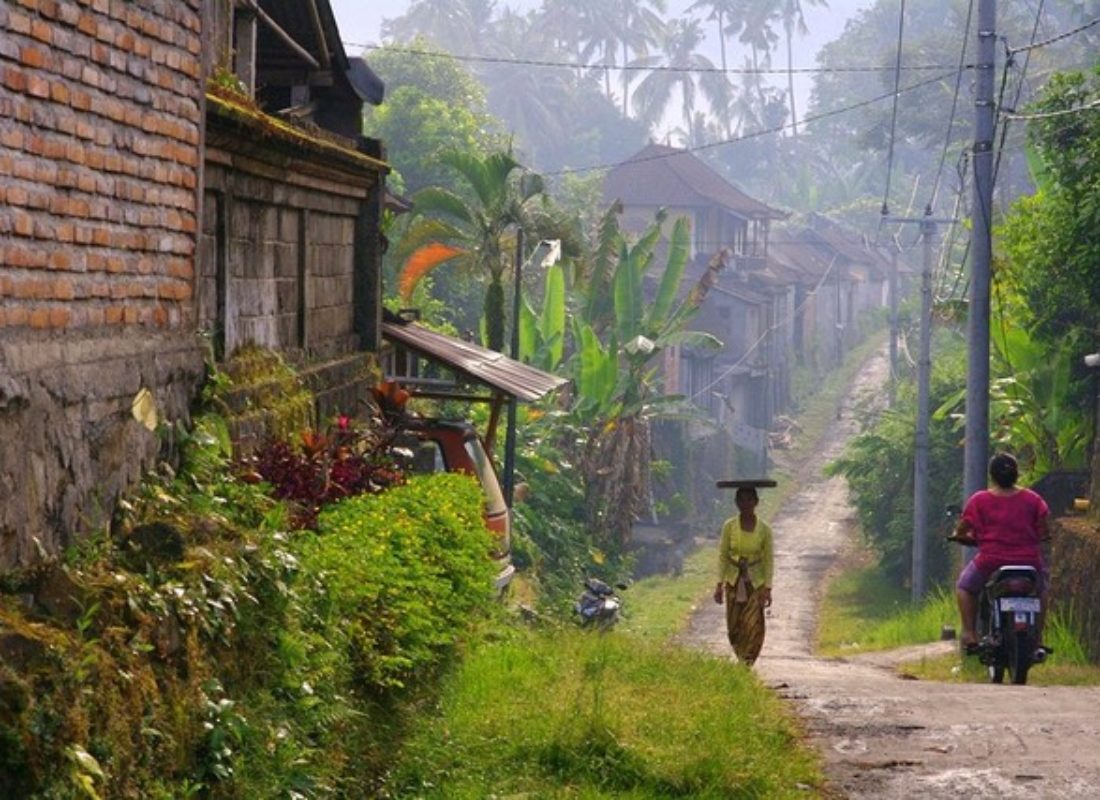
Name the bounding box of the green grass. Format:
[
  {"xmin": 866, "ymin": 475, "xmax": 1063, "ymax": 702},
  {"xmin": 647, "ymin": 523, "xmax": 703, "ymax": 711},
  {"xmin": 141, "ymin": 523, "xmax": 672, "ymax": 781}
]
[
  {"xmin": 817, "ymin": 555, "xmax": 1100, "ymax": 685},
  {"xmin": 384, "ymin": 625, "xmax": 825, "ymax": 799}
]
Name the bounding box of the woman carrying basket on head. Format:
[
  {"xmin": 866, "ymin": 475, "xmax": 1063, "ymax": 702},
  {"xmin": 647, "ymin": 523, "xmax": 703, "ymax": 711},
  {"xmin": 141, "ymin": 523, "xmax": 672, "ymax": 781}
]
[{"xmin": 713, "ymin": 484, "xmax": 774, "ymax": 667}]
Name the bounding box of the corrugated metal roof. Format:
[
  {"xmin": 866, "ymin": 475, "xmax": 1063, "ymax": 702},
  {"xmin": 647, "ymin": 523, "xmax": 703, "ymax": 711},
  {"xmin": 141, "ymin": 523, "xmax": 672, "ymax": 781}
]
[{"xmin": 382, "ymin": 321, "xmax": 569, "ymax": 403}]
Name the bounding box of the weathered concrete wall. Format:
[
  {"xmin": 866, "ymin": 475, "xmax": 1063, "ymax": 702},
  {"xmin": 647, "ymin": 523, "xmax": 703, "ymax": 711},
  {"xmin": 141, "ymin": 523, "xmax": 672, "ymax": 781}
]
[
  {"xmin": 200, "ymin": 98, "xmax": 386, "ymax": 422},
  {"xmin": 0, "ymin": 0, "xmax": 207, "ymax": 566}
]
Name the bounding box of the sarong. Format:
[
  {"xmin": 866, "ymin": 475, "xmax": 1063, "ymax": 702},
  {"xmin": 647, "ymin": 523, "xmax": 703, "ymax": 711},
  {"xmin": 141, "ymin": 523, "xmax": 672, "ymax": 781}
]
[{"xmin": 724, "ymin": 577, "xmax": 766, "ymax": 666}]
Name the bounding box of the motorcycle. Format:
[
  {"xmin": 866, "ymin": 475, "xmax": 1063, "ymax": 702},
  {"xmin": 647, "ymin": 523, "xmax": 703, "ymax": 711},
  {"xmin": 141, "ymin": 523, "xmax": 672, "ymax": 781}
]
[
  {"xmin": 948, "ymin": 529, "xmax": 1044, "ymax": 685},
  {"xmin": 574, "ymin": 578, "xmax": 626, "ymax": 629}
]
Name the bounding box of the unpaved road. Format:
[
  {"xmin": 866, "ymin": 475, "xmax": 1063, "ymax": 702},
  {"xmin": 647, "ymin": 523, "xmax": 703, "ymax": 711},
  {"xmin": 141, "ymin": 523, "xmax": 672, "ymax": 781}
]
[{"xmin": 681, "ymin": 348, "xmax": 1100, "ymax": 799}]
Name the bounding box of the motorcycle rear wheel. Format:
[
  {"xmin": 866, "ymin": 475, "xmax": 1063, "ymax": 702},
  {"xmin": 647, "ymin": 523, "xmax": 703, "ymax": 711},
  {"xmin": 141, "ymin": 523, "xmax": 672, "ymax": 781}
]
[{"xmin": 1007, "ymin": 629, "xmax": 1033, "ymax": 685}]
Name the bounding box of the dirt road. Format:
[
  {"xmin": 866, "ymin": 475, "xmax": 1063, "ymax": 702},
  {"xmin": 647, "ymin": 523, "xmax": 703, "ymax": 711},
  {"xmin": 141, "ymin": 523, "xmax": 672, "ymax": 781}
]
[{"xmin": 681, "ymin": 348, "xmax": 1100, "ymax": 799}]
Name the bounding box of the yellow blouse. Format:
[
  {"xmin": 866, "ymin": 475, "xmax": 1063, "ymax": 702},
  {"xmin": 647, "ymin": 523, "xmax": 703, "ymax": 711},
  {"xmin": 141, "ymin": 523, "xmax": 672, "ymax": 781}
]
[{"xmin": 717, "ymin": 516, "xmax": 774, "ymax": 589}]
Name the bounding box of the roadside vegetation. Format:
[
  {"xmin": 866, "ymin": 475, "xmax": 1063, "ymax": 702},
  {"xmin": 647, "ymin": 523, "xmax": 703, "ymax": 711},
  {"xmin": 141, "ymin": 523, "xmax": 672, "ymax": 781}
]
[
  {"xmin": 815, "ymin": 551, "xmax": 1100, "ymax": 687},
  {"xmin": 384, "ymin": 627, "xmax": 821, "ymax": 799}
]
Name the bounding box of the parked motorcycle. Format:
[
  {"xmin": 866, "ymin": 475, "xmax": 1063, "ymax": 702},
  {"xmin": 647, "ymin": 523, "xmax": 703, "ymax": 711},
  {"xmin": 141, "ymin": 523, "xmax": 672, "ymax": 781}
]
[
  {"xmin": 948, "ymin": 528, "xmax": 1044, "ymax": 685},
  {"xmin": 574, "ymin": 578, "xmax": 626, "ymax": 629}
]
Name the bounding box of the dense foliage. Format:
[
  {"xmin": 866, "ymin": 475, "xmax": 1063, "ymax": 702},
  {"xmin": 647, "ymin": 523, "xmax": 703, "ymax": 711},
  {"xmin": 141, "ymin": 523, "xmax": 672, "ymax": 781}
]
[
  {"xmin": 826, "ymin": 330, "xmax": 966, "ymax": 588},
  {"xmin": 0, "ymin": 417, "xmax": 494, "ymax": 799},
  {"xmin": 999, "ymin": 64, "xmax": 1100, "ymax": 351}
]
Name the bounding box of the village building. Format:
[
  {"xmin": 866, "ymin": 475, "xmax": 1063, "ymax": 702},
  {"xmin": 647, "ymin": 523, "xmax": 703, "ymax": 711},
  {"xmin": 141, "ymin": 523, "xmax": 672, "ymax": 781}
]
[{"xmin": 0, "ymin": 0, "xmax": 389, "ymax": 567}]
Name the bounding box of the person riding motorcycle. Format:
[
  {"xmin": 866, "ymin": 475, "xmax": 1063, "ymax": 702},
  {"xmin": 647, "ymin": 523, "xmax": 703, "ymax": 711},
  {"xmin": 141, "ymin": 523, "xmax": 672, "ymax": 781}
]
[{"xmin": 951, "ymin": 453, "xmax": 1051, "ymax": 656}]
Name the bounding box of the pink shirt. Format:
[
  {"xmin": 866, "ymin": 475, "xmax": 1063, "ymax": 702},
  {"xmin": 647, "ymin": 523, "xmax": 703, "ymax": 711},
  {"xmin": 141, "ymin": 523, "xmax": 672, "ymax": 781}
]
[{"xmin": 962, "ymin": 488, "xmax": 1049, "ymax": 568}]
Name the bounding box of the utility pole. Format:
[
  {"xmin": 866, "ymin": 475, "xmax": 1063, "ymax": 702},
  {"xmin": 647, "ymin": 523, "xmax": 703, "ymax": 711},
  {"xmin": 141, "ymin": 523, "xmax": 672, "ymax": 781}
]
[
  {"xmin": 913, "ymin": 213, "xmax": 936, "ymax": 600},
  {"xmin": 964, "ymin": 0, "xmax": 997, "ymax": 502},
  {"xmin": 889, "ymin": 242, "xmax": 899, "ymax": 404},
  {"xmin": 886, "ymin": 210, "xmax": 952, "ymax": 600},
  {"xmin": 503, "ymin": 228, "xmax": 525, "ymax": 506}
]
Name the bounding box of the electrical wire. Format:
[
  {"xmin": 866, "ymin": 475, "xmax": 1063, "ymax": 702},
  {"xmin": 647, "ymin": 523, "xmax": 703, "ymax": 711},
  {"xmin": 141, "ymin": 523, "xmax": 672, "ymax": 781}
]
[
  {"xmin": 1001, "ymin": 98, "xmax": 1100, "ymax": 120},
  {"xmin": 543, "ymin": 69, "xmax": 961, "ymax": 177},
  {"xmin": 346, "ymin": 40, "xmax": 964, "ymax": 77},
  {"xmin": 1005, "ymin": 15, "xmax": 1100, "ymax": 55},
  {"xmin": 928, "ymin": 0, "xmax": 975, "ymax": 214},
  {"xmin": 880, "ymin": 0, "xmax": 908, "ymax": 218}
]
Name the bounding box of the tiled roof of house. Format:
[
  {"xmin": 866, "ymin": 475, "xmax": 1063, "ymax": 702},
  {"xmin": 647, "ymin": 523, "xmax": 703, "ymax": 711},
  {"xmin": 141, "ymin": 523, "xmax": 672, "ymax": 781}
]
[{"xmin": 603, "ymin": 144, "xmax": 787, "ymax": 221}]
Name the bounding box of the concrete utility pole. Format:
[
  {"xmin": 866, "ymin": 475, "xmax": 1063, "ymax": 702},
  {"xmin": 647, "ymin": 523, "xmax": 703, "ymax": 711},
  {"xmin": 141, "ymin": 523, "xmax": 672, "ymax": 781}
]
[
  {"xmin": 889, "ymin": 242, "xmax": 899, "ymax": 404},
  {"xmin": 913, "ymin": 214, "xmax": 936, "ymax": 600},
  {"xmin": 964, "ymin": 0, "xmax": 997, "ymax": 502},
  {"xmin": 886, "ymin": 210, "xmax": 951, "ymax": 600}
]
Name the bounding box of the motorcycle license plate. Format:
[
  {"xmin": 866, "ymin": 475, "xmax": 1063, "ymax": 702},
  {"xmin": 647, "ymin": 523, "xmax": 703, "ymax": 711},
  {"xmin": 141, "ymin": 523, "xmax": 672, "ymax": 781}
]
[{"xmin": 999, "ymin": 597, "xmax": 1040, "ymax": 613}]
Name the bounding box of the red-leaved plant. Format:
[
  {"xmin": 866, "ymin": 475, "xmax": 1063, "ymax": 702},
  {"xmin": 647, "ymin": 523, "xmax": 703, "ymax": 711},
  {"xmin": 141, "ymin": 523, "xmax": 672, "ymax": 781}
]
[{"xmin": 242, "ymin": 415, "xmax": 406, "ymax": 529}]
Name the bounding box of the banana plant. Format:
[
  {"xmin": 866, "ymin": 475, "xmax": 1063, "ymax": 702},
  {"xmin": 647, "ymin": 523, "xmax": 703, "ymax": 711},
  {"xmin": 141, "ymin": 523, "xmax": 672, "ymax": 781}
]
[{"xmin": 517, "ymin": 205, "xmax": 722, "ymax": 547}]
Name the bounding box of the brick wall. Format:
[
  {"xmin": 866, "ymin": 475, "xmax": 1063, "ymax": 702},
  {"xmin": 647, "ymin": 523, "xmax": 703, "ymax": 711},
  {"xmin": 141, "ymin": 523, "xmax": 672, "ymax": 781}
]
[
  {"xmin": 0, "ymin": 0, "xmax": 207, "ymax": 566},
  {"xmin": 1, "ymin": 0, "xmax": 203, "ymax": 330}
]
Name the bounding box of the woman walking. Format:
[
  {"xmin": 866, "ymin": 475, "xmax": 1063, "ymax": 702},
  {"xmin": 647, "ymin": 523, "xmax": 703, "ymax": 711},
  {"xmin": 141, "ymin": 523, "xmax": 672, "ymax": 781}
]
[{"xmin": 713, "ymin": 485, "xmax": 774, "ymax": 666}]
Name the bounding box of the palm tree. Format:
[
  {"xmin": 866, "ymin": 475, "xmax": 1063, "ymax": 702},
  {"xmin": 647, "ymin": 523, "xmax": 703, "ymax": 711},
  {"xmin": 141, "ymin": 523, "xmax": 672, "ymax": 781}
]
[
  {"xmin": 382, "ymin": 0, "xmax": 497, "ymax": 54},
  {"xmin": 395, "ymin": 150, "xmax": 546, "ymax": 352},
  {"xmin": 734, "ymin": 0, "xmax": 781, "ymax": 127},
  {"xmin": 631, "ymin": 18, "xmax": 730, "ymax": 134},
  {"xmin": 617, "ymin": 0, "xmax": 668, "ymax": 117},
  {"xmin": 686, "ymin": 0, "xmax": 742, "ymax": 78},
  {"xmin": 480, "ymin": 9, "xmax": 572, "ymax": 165},
  {"xmin": 576, "ymin": 0, "xmax": 667, "ymax": 115},
  {"xmin": 779, "ymin": 0, "xmax": 827, "ymax": 136}
]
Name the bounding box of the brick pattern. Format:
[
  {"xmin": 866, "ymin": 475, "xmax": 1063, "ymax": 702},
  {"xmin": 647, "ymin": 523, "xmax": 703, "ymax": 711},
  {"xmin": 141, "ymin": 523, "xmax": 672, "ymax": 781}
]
[{"xmin": 0, "ymin": 0, "xmax": 203, "ymax": 330}]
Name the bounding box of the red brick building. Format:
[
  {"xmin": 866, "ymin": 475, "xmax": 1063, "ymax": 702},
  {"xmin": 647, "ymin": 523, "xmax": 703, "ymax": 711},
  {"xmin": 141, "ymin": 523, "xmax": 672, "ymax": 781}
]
[{"xmin": 0, "ymin": 0, "xmax": 388, "ymax": 566}]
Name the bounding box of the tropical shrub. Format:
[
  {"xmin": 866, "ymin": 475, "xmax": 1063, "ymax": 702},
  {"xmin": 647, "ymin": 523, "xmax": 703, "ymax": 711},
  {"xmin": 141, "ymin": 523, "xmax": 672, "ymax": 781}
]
[
  {"xmin": 301, "ymin": 473, "xmax": 496, "ymax": 691},
  {"xmin": 244, "ymin": 416, "xmax": 407, "ymax": 529}
]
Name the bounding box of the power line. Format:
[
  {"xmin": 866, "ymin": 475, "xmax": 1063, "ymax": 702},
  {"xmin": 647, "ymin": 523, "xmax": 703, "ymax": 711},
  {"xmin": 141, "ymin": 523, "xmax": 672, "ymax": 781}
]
[
  {"xmin": 928, "ymin": 0, "xmax": 975, "ymax": 213},
  {"xmin": 543, "ymin": 69, "xmax": 962, "ymax": 177},
  {"xmin": 880, "ymin": 0, "xmax": 909, "ymax": 218},
  {"xmin": 1001, "ymin": 97, "xmax": 1100, "ymax": 120},
  {"xmin": 346, "ymin": 40, "xmax": 965, "ymax": 77},
  {"xmin": 1006, "ymin": 14, "xmax": 1100, "ymax": 55}
]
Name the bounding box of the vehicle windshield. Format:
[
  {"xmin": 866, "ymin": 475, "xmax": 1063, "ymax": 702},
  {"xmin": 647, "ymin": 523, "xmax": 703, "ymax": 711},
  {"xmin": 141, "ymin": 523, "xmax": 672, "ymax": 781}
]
[{"xmin": 464, "ymin": 438, "xmax": 507, "ymax": 515}]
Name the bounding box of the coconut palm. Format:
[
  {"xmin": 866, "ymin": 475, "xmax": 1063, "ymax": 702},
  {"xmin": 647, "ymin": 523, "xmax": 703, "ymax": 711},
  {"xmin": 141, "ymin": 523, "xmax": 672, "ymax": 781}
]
[
  {"xmin": 395, "ymin": 150, "xmax": 547, "ymax": 352},
  {"xmin": 382, "ymin": 0, "xmax": 497, "ymax": 54},
  {"xmin": 631, "ymin": 18, "xmax": 731, "ymax": 134},
  {"xmin": 686, "ymin": 0, "xmax": 742, "ymax": 78},
  {"xmin": 735, "ymin": 0, "xmax": 781, "ymax": 126},
  {"xmin": 779, "ymin": 0, "xmax": 827, "ymax": 136},
  {"xmin": 576, "ymin": 0, "xmax": 667, "ymax": 114}
]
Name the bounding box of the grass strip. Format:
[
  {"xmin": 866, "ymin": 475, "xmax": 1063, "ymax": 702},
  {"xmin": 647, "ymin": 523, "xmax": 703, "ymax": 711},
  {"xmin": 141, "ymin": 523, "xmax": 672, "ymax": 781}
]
[
  {"xmin": 385, "ymin": 625, "xmax": 825, "ymax": 799},
  {"xmin": 817, "ymin": 555, "xmax": 1100, "ymax": 685}
]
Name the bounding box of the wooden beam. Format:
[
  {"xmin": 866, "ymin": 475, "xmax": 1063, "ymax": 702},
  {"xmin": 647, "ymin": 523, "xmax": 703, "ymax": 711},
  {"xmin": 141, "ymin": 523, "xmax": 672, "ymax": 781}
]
[
  {"xmin": 306, "ymin": 0, "xmax": 331, "ymax": 67},
  {"xmin": 241, "ymin": 0, "xmax": 320, "ymax": 69}
]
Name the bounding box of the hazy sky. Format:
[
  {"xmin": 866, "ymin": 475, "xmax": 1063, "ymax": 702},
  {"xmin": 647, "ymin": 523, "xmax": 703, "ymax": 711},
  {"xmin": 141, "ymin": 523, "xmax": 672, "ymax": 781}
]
[
  {"xmin": 329, "ymin": 0, "xmax": 877, "ymax": 134},
  {"xmin": 330, "ymin": 1, "xmax": 876, "ymax": 63}
]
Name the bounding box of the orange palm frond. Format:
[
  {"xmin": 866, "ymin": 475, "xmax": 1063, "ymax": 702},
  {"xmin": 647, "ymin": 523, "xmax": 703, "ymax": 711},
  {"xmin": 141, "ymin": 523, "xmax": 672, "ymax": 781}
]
[{"xmin": 398, "ymin": 243, "xmax": 464, "ymax": 301}]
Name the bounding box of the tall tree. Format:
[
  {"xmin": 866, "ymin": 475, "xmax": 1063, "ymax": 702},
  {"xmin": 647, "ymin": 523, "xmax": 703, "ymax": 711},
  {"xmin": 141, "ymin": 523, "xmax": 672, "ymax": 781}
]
[
  {"xmin": 576, "ymin": 0, "xmax": 667, "ymax": 114},
  {"xmin": 779, "ymin": 0, "xmax": 827, "ymax": 135},
  {"xmin": 734, "ymin": 0, "xmax": 781, "ymax": 123},
  {"xmin": 631, "ymin": 18, "xmax": 730, "ymax": 133},
  {"xmin": 382, "ymin": 0, "xmax": 497, "ymax": 54},
  {"xmin": 361, "ymin": 39, "xmax": 505, "ymax": 194}
]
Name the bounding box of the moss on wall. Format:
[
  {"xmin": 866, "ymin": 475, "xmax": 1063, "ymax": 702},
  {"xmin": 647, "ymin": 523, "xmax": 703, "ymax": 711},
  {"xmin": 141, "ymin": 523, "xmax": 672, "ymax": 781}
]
[{"xmin": 209, "ymin": 345, "xmax": 316, "ymax": 454}]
